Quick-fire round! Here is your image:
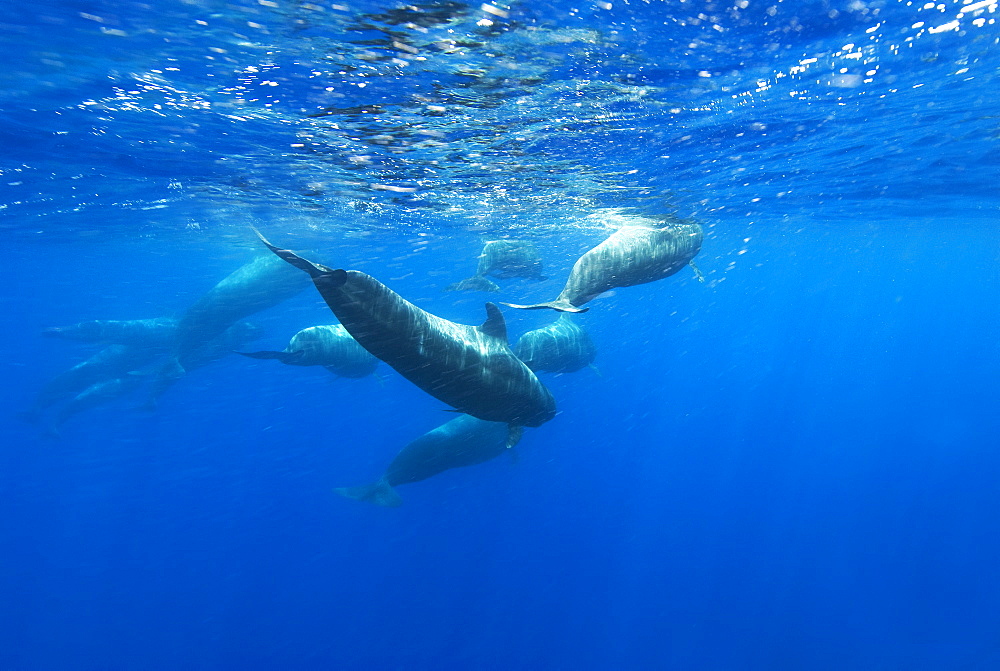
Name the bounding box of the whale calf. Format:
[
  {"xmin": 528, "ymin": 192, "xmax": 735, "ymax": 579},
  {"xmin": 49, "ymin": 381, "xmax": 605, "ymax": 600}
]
[
  {"xmin": 446, "ymin": 239, "xmax": 546, "ymax": 292},
  {"xmin": 504, "ymin": 220, "xmax": 703, "ymax": 312},
  {"xmin": 514, "ymin": 314, "xmax": 597, "ymax": 374},
  {"xmin": 239, "ymin": 324, "xmax": 378, "ymax": 378},
  {"xmin": 256, "ymin": 231, "xmax": 556, "ymax": 427},
  {"xmin": 336, "ymin": 414, "xmax": 521, "ymax": 507}
]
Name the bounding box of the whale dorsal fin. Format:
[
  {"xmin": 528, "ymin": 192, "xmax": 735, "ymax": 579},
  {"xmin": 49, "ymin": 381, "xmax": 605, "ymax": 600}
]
[{"xmin": 479, "ymin": 302, "xmax": 508, "ymax": 343}]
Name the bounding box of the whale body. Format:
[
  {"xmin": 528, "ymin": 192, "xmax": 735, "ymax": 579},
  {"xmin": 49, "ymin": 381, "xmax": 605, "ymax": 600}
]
[
  {"xmin": 505, "ymin": 221, "xmax": 703, "ymax": 313},
  {"xmin": 23, "ymin": 344, "xmax": 161, "ymax": 423},
  {"xmin": 43, "ymin": 318, "xmax": 178, "ymax": 349},
  {"xmin": 336, "ymin": 414, "xmax": 519, "ymax": 507},
  {"xmin": 446, "ymin": 239, "xmax": 546, "ymax": 292},
  {"xmin": 256, "ymin": 232, "xmax": 556, "ymax": 427},
  {"xmin": 239, "ymin": 324, "xmax": 378, "ymax": 378},
  {"xmin": 513, "ymin": 314, "xmax": 597, "ymax": 374},
  {"xmin": 174, "ymin": 254, "xmax": 309, "ymax": 370}
]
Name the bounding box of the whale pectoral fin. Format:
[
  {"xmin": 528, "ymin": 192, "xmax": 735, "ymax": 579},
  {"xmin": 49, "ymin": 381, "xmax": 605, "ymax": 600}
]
[
  {"xmin": 252, "ymin": 228, "xmax": 335, "ymax": 279},
  {"xmin": 479, "ymin": 302, "xmax": 509, "ymax": 343},
  {"xmin": 689, "ymin": 260, "xmax": 706, "ymax": 283},
  {"xmin": 588, "ymin": 363, "xmax": 603, "ymax": 378},
  {"xmin": 335, "ymin": 478, "xmax": 402, "ymax": 507},
  {"xmin": 506, "ymin": 424, "xmax": 524, "ymax": 449},
  {"xmin": 501, "ymin": 300, "xmax": 589, "ymax": 314},
  {"xmin": 238, "ymin": 350, "xmax": 304, "ymax": 365}
]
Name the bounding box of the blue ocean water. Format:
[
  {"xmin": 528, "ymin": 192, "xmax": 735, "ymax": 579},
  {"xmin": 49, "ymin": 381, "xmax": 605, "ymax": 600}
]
[{"xmin": 3, "ymin": 0, "xmax": 1000, "ymax": 669}]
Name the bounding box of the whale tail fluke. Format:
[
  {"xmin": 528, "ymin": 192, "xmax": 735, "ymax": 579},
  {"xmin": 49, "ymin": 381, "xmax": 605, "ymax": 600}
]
[
  {"xmin": 335, "ymin": 478, "xmax": 402, "ymax": 507},
  {"xmin": 445, "ymin": 275, "xmax": 500, "ymax": 293},
  {"xmin": 252, "ymin": 228, "xmax": 333, "ymax": 279},
  {"xmin": 500, "ymin": 299, "xmax": 589, "ymax": 314}
]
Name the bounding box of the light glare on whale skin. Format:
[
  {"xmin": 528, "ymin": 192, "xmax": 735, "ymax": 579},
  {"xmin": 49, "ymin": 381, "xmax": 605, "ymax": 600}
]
[{"xmin": 504, "ymin": 220, "xmax": 703, "ymax": 313}]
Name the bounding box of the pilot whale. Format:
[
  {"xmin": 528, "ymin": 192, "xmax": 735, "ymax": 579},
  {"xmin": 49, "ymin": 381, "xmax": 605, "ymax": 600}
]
[
  {"xmin": 504, "ymin": 220, "xmax": 703, "ymax": 313},
  {"xmin": 21, "ymin": 344, "xmax": 160, "ymax": 424},
  {"xmin": 446, "ymin": 239, "xmax": 546, "ymax": 292},
  {"xmin": 48, "ymin": 374, "xmax": 147, "ymax": 436},
  {"xmin": 174, "ymin": 254, "xmax": 310, "ymax": 370},
  {"xmin": 336, "ymin": 413, "xmax": 521, "ymax": 507},
  {"xmin": 239, "ymin": 324, "xmax": 378, "ymax": 378},
  {"xmin": 43, "ymin": 318, "xmax": 178, "ymax": 350},
  {"xmin": 255, "ymin": 232, "xmax": 556, "ymax": 427},
  {"xmin": 514, "ymin": 314, "xmax": 597, "ymax": 374}
]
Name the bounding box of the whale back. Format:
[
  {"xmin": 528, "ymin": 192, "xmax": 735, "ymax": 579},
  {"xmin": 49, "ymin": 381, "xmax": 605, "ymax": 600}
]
[
  {"xmin": 556, "ymin": 222, "xmax": 703, "ymax": 306},
  {"xmin": 515, "ymin": 314, "xmax": 597, "ymax": 373},
  {"xmin": 321, "ymin": 272, "xmax": 553, "ymax": 425},
  {"xmin": 176, "ymin": 254, "xmax": 309, "ymax": 365},
  {"xmin": 480, "ymin": 240, "xmax": 545, "ymax": 280}
]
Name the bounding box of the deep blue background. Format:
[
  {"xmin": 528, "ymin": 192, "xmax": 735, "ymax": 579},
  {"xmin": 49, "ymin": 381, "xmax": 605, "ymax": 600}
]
[{"xmin": 3, "ymin": 217, "xmax": 1000, "ymax": 669}]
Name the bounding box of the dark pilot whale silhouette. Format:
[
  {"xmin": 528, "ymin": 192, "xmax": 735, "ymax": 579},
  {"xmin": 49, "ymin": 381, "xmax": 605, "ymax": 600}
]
[
  {"xmin": 239, "ymin": 324, "xmax": 378, "ymax": 379},
  {"xmin": 337, "ymin": 413, "xmax": 521, "ymax": 507},
  {"xmin": 254, "ymin": 231, "xmax": 556, "ymax": 427},
  {"xmin": 446, "ymin": 239, "xmax": 546, "ymax": 292},
  {"xmin": 504, "ymin": 220, "xmax": 703, "ymax": 313}
]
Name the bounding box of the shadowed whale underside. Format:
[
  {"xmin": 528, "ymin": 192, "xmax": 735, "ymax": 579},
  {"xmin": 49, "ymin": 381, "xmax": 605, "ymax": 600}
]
[
  {"xmin": 504, "ymin": 221, "xmax": 703, "ymax": 313},
  {"xmin": 255, "ymin": 231, "xmax": 556, "ymax": 427}
]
